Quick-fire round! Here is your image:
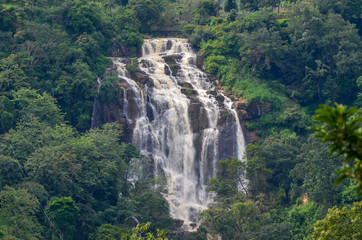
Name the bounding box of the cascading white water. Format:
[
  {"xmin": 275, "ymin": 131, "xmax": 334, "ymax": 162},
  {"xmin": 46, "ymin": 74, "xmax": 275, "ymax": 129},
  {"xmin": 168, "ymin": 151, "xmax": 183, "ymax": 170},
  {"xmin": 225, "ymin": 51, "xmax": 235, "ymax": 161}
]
[{"xmin": 110, "ymin": 38, "xmax": 245, "ymax": 230}]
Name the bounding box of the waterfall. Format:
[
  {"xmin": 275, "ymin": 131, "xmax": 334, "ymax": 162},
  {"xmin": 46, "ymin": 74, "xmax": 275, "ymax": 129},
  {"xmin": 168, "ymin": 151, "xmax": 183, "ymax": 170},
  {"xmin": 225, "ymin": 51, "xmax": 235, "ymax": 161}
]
[{"xmin": 94, "ymin": 38, "xmax": 246, "ymax": 230}]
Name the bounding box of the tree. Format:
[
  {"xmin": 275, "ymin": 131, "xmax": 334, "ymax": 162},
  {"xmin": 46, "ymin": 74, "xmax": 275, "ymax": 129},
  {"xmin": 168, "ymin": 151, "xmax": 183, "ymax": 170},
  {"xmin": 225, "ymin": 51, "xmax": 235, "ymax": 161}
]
[
  {"xmin": 46, "ymin": 197, "xmax": 80, "ymax": 240},
  {"xmin": 311, "ymin": 104, "xmax": 362, "ymax": 194},
  {"xmin": 0, "ymin": 186, "xmax": 42, "ymax": 239},
  {"xmin": 194, "ymin": 0, "xmax": 217, "ymax": 25},
  {"xmin": 129, "ymin": 0, "xmax": 162, "ymax": 33},
  {"xmin": 285, "ymin": 201, "xmax": 322, "ymax": 240},
  {"xmin": 67, "ymin": 0, "xmax": 101, "ymax": 34},
  {"xmin": 0, "ymin": 156, "xmax": 22, "ymax": 189},
  {"xmin": 113, "ymin": 7, "xmax": 140, "ymax": 33},
  {"xmin": 284, "ymin": 5, "xmax": 362, "ymax": 104},
  {"xmin": 224, "ymin": 0, "xmax": 237, "ymax": 12},
  {"xmin": 312, "ymin": 201, "xmax": 362, "ymax": 240},
  {"xmin": 91, "ymin": 224, "xmax": 128, "ymax": 240},
  {"xmin": 25, "ymin": 146, "xmax": 82, "ymax": 197},
  {"xmin": 290, "ymin": 136, "xmax": 344, "ymax": 209},
  {"xmin": 132, "ymin": 190, "xmax": 173, "ymax": 231},
  {"xmin": 313, "ymin": 0, "xmax": 362, "ymax": 28},
  {"xmin": 12, "ymin": 88, "xmax": 63, "ymax": 125},
  {"xmin": 245, "ymin": 145, "xmax": 273, "ymax": 197},
  {"xmin": 239, "ymin": 27, "xmax": 286, "ymax": 72},
  {"xmin": 0, "ymin": 119, "xmax": 76, "ymax": 164},
  {"xmin": 54, "ymin": 60, "xmax": 97, "ymax": 130},
  {"xmin": 126, "ymin": 222, "xmax": 168, "ymax": 240},
  {"xmin": 207, "ymin": 158, "xmax": 247, "ymax": 198},
  {"xmin": 200, "ymin": 199, "xmax": 270, "ymax": 240},
  {"xmin": 0, "ymin": 54, "xmax": 29, "ymax": 96},
  {"xmin": 0, "ymin": 88, "xmax": 63, "ymax": 133}
]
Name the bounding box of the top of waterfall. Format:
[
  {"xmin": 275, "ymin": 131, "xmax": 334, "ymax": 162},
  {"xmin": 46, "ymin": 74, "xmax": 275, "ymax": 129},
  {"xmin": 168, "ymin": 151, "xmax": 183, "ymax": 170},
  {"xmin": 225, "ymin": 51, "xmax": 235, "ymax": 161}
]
[{"xmin": 142, "ymin": 38, "xmax": 192, "ymax": 57}]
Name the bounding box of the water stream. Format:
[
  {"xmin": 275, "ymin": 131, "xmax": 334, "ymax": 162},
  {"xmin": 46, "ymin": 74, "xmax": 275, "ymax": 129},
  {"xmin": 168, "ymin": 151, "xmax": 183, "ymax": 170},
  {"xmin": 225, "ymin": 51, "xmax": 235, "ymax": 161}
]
[{"xmin": 95, "ymin": 38, "xmax": 246, "ymax": 230}]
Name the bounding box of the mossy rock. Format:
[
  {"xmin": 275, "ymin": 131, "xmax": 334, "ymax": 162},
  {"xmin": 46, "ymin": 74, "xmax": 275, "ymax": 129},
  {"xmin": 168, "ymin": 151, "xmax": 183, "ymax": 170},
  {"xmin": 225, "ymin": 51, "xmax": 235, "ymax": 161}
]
[
  {"xmin": 181, "ymin": 88, "xmax": 198, "ymax": 96},
  {"xmin": 146, "ymin": 79, "xmax": 154, "ymax": 88},
  {"xmin": 191, "ymin": 97, "xmax": 200, "ymax": 103},
  {"xmin": 126, "ymin": 58, "xmax": 140, "ymax": 73},
  {"xmin": 163, "ymin": 54, "xmax": 182, "ymax": 62},
  {"xmin": 218, "ymin": 110, "xmax": 228, "ymax": 125},
  {"xmin": 206, "ymin": 90, "xmax": 217, "ymax": 96},
  {"xmin": 182, "ymin": 82, "xmax": 194, "ymax": 89}
]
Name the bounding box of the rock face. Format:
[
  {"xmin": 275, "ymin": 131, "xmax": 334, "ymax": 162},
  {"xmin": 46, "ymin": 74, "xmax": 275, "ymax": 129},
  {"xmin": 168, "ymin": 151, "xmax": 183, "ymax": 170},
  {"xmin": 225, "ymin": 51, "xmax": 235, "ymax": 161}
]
[
  {"xmin": 92, "ymin": 38, "xmax": 246, "ymax": 231},
  {"xmin": 107, "ymin": 38, "xmax": 142, "ymax": 58}
]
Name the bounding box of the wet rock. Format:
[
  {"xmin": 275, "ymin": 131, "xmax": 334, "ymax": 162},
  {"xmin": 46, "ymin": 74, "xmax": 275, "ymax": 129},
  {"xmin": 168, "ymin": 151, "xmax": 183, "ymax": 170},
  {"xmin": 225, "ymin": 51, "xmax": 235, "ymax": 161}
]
[
  {"xmin": 140, "ymin": 59, "xmax": 153, "ymax": 68},
  {"xmin": 215, "ymin": 94, "xmax": 224, "ymax": 103},
  {"xmin": 188, "ymin": 103, "xmax": 209, "ymax": 132},
  {"xmin": 218, "ymin": 111, "xmax": 239, "ymax": 160},
  {"xmin": 189, "ymin": 223, "xmax": 198, "ymax": 229},
  {"xmin": 163, "ymin": 55, "xmax": 182, "ymax": 76},
  {"xmin": 193, "ymin": 132, "xmax": 203, "ymax": 166},
  {"xmin": 164, "ymin": 65, "xmax": 171, "ymax": 75},
  {"xmin": 107, "ymin": 38, "xmax": 124, "ymax": 57},
  {"xmin": 217, "ymin": 110, "xmax": 228, "ymax": 126},
  {"xmin": 166, "ymin": 40, "xmax": 173, "ymax": 50},
  {"xmin": 174, "ymin": 219, "xmax": 184, "ymax": 228},
  {"xmin": 146, "ymin": 79, "xmax": 154, "ymax": 88},
  {"xmin": 146, "ymin": 103, "xmax": 154, "ymax": 122},
  {"xmin": 195, "ymin": 52, "xmax": 204, "ymax": 69},
  {"xmin": 130, "ymin": 71, "xmax": 150, "ymax": 85},
  {"xmin": 206, "ymin": 90, "xmax": 217, "ymax": 96}
]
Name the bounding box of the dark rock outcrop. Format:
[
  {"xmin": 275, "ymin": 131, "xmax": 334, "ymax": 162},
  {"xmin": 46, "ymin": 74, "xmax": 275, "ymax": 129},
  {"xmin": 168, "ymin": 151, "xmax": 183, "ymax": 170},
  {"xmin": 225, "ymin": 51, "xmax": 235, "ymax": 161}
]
[
  {"xmin": 107, "ymin": 38, "xmax": 141, "ymax": 58},
  {"xmin": 217, "ymin": 111, "xmax": 240, "ymax": 160},
  {"xmin": 91, "ymin": 78, "xmax": 142, "ymax": 142},
  {"xmin": 163, "ymin": 55, "xmax": 182, "ymax": 76},
  {"xmin": 188, "ymin": 103, "xmax": 209, "ymax": 133}
]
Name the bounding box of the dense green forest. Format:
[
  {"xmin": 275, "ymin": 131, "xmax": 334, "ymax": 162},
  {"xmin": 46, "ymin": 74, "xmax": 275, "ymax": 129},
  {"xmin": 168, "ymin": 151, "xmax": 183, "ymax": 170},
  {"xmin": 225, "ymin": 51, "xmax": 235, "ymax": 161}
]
[{"xmin": 0, "ymin": 0, "xmax": 361, "ymax": 239}]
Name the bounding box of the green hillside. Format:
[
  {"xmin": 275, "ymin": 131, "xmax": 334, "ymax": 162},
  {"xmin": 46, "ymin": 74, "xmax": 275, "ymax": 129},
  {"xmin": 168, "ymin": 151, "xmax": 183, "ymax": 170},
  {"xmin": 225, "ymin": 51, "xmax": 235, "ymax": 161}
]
[{"xmin": 0, "ymin": 0, "xmax": 361, "ymax": 239}]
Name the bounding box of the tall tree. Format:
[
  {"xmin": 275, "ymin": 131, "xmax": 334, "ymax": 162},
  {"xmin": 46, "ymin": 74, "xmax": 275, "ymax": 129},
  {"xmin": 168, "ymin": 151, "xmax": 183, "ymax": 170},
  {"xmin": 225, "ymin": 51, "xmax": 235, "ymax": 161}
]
[
  {"xmin": 0, "ymin": 186, "xmax": 42, "ymax": 239},
  {"xmin": 313, "ymin": 201, "xmax": 362, "ymax": 240},
  {"xmin": 46, "ymin": 197, "xmax": 80, "ymax": 240}
]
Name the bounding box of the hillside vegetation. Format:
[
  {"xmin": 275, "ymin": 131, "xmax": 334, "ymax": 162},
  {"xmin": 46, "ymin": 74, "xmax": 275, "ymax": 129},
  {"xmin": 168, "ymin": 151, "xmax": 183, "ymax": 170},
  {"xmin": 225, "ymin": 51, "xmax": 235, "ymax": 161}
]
[{"xmin": 0, "ymin": 0, "xmax": 361, "ymax": 239}]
